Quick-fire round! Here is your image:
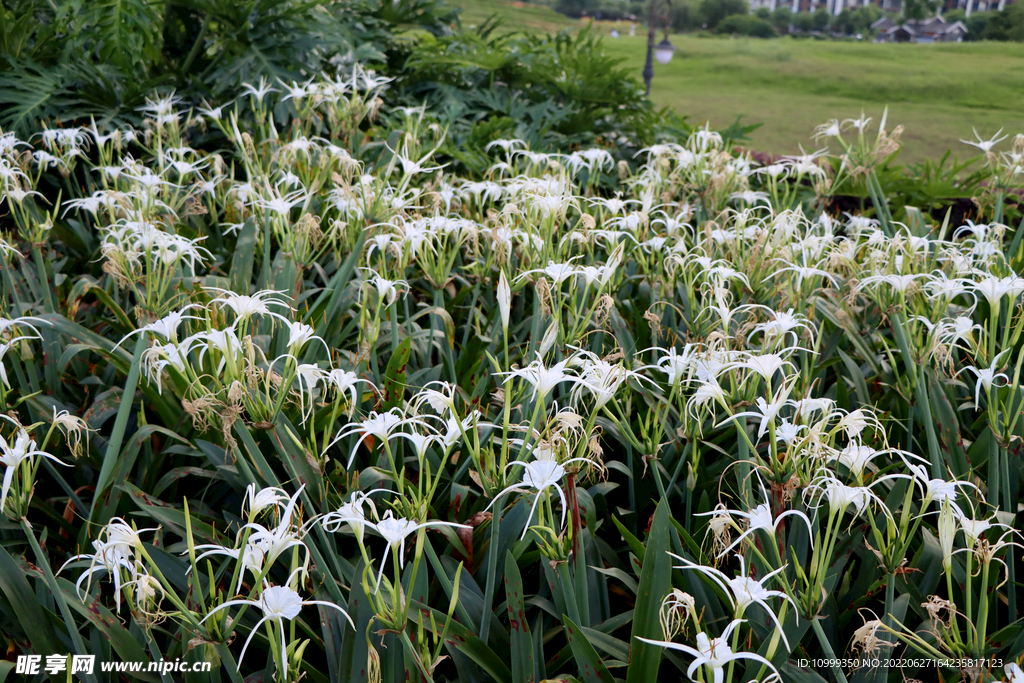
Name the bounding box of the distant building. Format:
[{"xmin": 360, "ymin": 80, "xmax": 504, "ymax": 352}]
[
  {"xmin": 949, "ymin": 0, "xmax": 1012, "ymax": 15},
  {"xmin": 871, "ymin": 15, "xmax": 969, "ymax": 41},
  {"xmin": 747, "ymin": 0, "xmax": 1014, "ymax": 15}
]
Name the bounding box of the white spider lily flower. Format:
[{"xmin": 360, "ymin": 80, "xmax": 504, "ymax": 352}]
[
  {"xmin": 687, "ymin": 380, "xmax": 728, "ymax": 421},
  {"xmin": 957, "ymin": 353, "xmax": 1010, "ymax": 407},
  {"xmin": 487, "ymin": 455, "xmax": 592, "ymax": 540},
  {"xmin": 719, "ymin": 383, "xmax": 793, "ymax": 441},
  {"xmin": 324, "ymin": 369, "xmax": 371, "ymax": 411},
  {"xmin": 368, "ymin": 512, "xmax": 470, "ymax": 590},
  {"xmin": 0, "ymin": 235, "xmax": 22, "ymax": 260},
  {"xmin": 637, "ymin": 618, "xmax": 779, "ymax": 683},
  {"xmin": 971, "ymin": 276, "xmax": 1019, "ymax": 309},
  {"xmin": 830, "ymin": 443, "xmax": 888, "ymax": 479},
  {"xmin": 844, "ymin": 115, "xmax": 872, "ymax": 133},
  {"xmin": 140, "ymin": 342, "xmax": 189, "ymax": 393},
  {"xmin": 244, "ymin": 484, "xmax": 290, "ymax": 519},
  {"xmin": 691, "ymin": 349, "xmax": 737, "ymax": 384},
  {"xmin": 856, "ymin": 273, "xmax": 925, "ymax": 295},
  {"xmin": 390, "ymin": 147, "xmax": 447, "ymax": 177},
  {"xmin": 60, "ymin": 518, "xmax": 154, "ymax": 611},
  {"xmin": 396, "ymin": 430, "xmax": 440, "ymax": 460},
  {"xmin": 698, "ymin": 481, "xmax": 813, "ymax": 557},
  {"xmin": 197, "ymin": 103, "xmax": 224, "ymax": 121},
  {"xmin": 361, "ymin": 268, "xmax": 408, "ymax": 305},
  {"xmin": 412, "ymin": 381, "xmax": 459, "ymax": 415},
  {"xmin": 705, "ymin": 264, "xmax": 750, "ymax": 287},
  {"xmin": 649, "ymin": 344, "xmax": 699, "ymax": 386},
  {"xmin": 900, "ymin": 459, "xmax": 976, "ymax": 511},
  {"xmin": 833, "ymin": 408, "xmax": 877, "ymax": 439},
  {"xmin": 925, "ymin": 274, "xmax": 970, "ymax": 303},
  {"xmin": 188, "ymin": 328, "xmax": 244, "ymax": 374},
  {"xmin": 0, "ymin": 337, "xmax": 40, "ymax": 389},
  {"xmin": 956, "ymin": 511, "xmax": 1011, "ymax": 548},
  {"xmin": 752, "ymin": 309, "xmax": 810, "ymax": 342},
  {"xmin": 436, "ymin": 411, "xmax": 490, "ymax": 450},
  {"xmin": 113, "ymin": 305, "xmax": 201, "ymax": 350},
  {"xmin": 499, "ymin": 356, "xmax": 581, "ymax": 401},
  {"xmin": 321, "ymin": 489, "xmax": 388, "ymax": 541},
  {"xmin": 32, "ymin": 150, "xmax": 64, "ymax": 171},
  {"xmin": 729, "ymin": 190, "xmax": 770, "ymax": 207},
  {"xmin": 51, "ymin": 407, "xmax": 91, "ymax": 458},
  {"xmin": 1, "ymin": 429, "xmax": 67, "ymax": 510},
  {"xmin": 324, "ymin": 408, "xmax": 431, "ymax": 467},
  {"xmin": 279, "ymin": 78, "xmax": 314, "ymax": 103},
  {"xmin": 255, "ymin": 189, "xmax": 309, "ymax": 217},
  {"xmin": 775, "ymin": 420, "xmax": 805, "ymax": 445},
  {"xmin": 202, "ymin": 582, "xmax": 352, "ymax": 669},
  {"xmin": 571, "ymin": 352, "xmax": 651, "ymax": 409},
  {"xmin": 791, "ymin": 397, "xmax": 835, "ymax": 422},
  {"xmin": 960, "ymin": 129, "xmax": 1007, "ymax": 153},
  {"xmin": 226, "ymin": 486, "xmax": 312, "ymax": 578},
  {"xmin": 765, "ymin": 264, "xmax": 840, "ymax": 289},
  {"xmin": 804, "ymin": 473, "xmax": 887, "ymax": 521},
  {"xmin": 208, "ymin": 289, "xmax": 293, "ymax": 325},
  {"xmin": 813, "ymin": 119, "xmax": 842, "ymax": 139},
  {"xmin": 1003, "ymin": 663, "xmax": 1024, "ymax": 683},
  {"xmin": 675, "ymin": 554, "xmax": 797, "ymax": 649},
  {"xmin": 284, "ymin": 321, "xmax": 327, "ymax": 355},
  {"xmin": 194, "ymin": 542, "xmax": 266, "ymax": 593},
  {"xmin": 937, "ymin": 316, "xmax": 981, "ymax": 349},
  {"xmin": 240, "ymin": 77, "xmax": 279, "ymax": 104},
  {"xmin": 729, "ymin": 352, "xmax": 794, "ymax": 386},
  {"xmin": 485, "ymin": 138, "xmax": 526, "ymax": 154},
  {"xmin": 576, "ymin": 263, "xmax": 618, "ymax": 288},
  {"xmin": 516, "ymin": 261, "xmax": 579, "ymax": 287},
  {"xmin": 2, "ymin": 186, "xmax": 43, "ymax": 204}
]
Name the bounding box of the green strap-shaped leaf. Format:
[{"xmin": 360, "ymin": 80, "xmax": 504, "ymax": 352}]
[
  {"xmin": 611, "ymin": 514, "xmax": 645, "ymax": 565},
  {"xmin": 228, "ymin": 218, "xmax": 257, "ymax": 294},
  {"xmin": 562, "ymin": 614, "xmax": 615, "ymax": 683},
  {"xmin": 626, "ymin": 498, "xmax": 671, "ymax": 683},
  {"xmin": 50, "ymin": 577, "xmax": 160, "ymax": 682},
  {"xmin": 120, "ymin": 483, "xmax": 231, "ymax": 546},
  {"xmin": 338, "ymin": 560, "xmax": 374, "ymax": 683},
  {"xmin": 0, "ymin": 544, "xmax": 62, "ymax": 657},
  {"xmin": 383, "ymin": 336, "xmax": 412, "ymax": 411},
  {"xmin": 412, "ymin": 602, "xmax": 512, "ymax": 683},
  {"xmin": 505, "ymin": 552, "xmax": 535, "ymax": 683}
]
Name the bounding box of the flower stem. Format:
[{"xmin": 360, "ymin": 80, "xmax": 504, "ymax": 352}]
[{"xmin": 811, "ymin": 618, "xmax": 848, "ymax": 683}]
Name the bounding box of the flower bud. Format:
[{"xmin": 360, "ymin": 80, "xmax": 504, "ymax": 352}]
[{"xmin": 498, "ymin": 271, "xmax": 511, "ymax": 332}]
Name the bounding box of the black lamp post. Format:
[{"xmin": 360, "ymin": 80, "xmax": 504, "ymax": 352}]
[{"xmin": 642, "ymin": 0, "xmax": 675, "ymax": 95}]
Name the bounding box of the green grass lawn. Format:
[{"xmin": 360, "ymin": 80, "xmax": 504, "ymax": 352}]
[{"xmin": 451, "ymin": 0, "xmax": 1024, "ymax": 163}]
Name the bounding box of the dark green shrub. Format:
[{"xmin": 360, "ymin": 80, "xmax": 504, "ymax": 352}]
[
  {"xmin": 981, "ymin": 4, "xmax": 1024, "ymax": 41},
  {"xmin": 716, "ymin": 14, "xmax": 777, "ymax": 38},
  {"xmin": 697, "ymin": 0, "xmax": 747, "ymax": 29},
  {"xmin": 771, "ymin": 6, "xmax": 792, "ymax": 32},
  {"xmin": 812, "ymin": 7, "xmax": 830, "ymax": 30},
  {"xmin": 792, "ymin": 11, "xmax": 815, "ymax": 32}
]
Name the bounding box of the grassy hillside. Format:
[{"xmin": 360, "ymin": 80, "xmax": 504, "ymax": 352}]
[
  {"xmin": 450, "ymin": 0, "xmax": 1024, "ymax": 163},
  {"xmin": 456, "ymin": 0, "xmax": 579, "ymax": 31}
]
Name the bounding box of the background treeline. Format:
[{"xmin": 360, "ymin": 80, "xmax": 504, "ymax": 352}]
[
  {"xmin": 0, "ymin": 0, "xmax": 706, "ymax": 178},
  {"xmin": 552, "ymin": 0, "xmax": 1024, "ymax": 40}
]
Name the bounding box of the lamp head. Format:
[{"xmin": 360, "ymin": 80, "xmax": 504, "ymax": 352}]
[{"xmin": 655, "ymin": 38, "xmax": 675, "ymax": 65}]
